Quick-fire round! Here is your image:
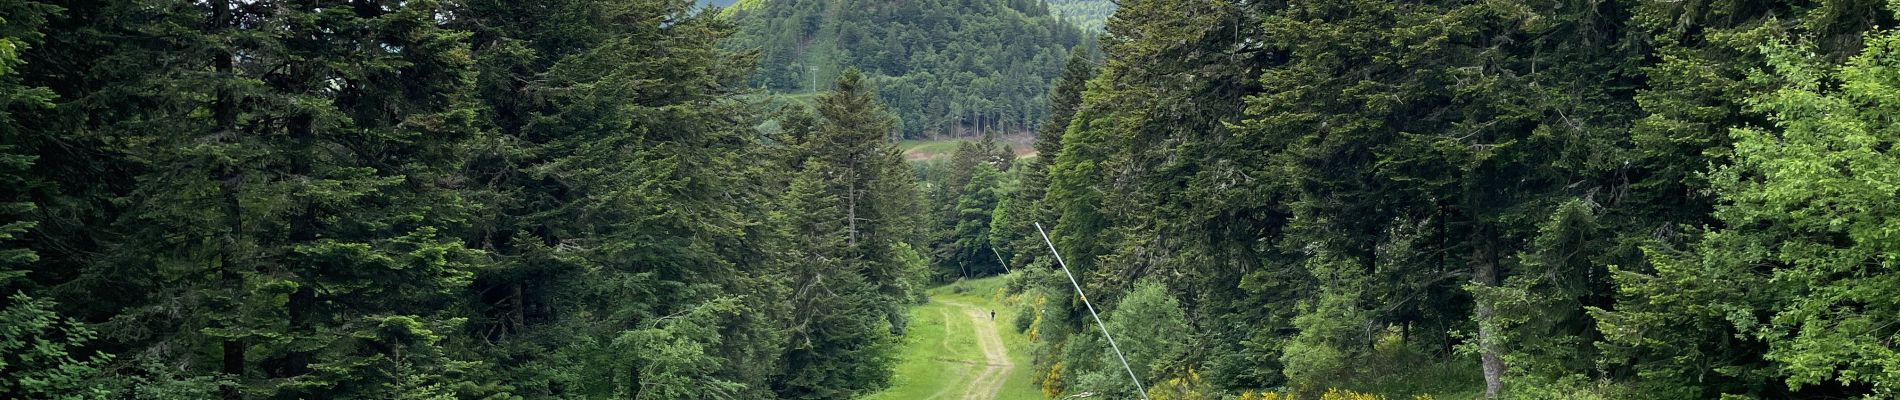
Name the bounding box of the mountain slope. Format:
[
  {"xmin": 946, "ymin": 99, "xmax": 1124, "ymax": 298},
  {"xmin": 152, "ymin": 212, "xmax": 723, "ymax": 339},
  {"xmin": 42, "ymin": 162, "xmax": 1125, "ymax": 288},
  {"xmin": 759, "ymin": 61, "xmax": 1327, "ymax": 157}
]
[
  {"xmin": 724, "ymin": 0, "xmax": 1086, "ymax": 138},
  {"xmin": 1048, "ymin": 0, "xmax": 1115, "ymax": 32}
]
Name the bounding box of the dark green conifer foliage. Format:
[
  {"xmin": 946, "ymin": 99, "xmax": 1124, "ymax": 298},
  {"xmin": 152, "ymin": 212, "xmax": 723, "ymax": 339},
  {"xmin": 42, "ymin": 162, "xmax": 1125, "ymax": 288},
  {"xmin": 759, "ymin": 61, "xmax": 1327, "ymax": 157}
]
[
  {"xmin": 995, "ymin": 49, "xmax": 1094, "ymax": 273},
  {"xmin": 0, "ymin": 0, "xmax": 54, "ymax": 285},
  {"xmin": 453, "ymin": 0, "xmax": 793, "ymax": 397},
  {"xmin": 0, "ymin": 5, "xmax": 114, "ymax": 397},
  {"xmin": 91, "ymin": 1, "xmax": 489, "ymax": 397},
  {"xmin": 925, "ymin": 133, "xmax": 1014, "ymax": 280}
]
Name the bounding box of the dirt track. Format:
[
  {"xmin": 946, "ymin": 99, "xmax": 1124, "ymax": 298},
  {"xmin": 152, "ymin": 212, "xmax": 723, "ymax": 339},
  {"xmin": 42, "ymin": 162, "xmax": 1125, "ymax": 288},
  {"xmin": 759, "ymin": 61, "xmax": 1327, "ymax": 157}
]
[{"xmin": 940, "ymin": 300, "xmax": 1014, "ymax": 400}]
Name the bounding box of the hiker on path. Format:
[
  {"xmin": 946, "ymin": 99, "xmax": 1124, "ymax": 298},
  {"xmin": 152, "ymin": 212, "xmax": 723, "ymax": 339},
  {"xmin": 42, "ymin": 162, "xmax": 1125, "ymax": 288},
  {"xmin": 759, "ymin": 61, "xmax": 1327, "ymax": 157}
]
[{"xmin": 989, "ymin": 310, "xmax": 994, "ymax": 320}]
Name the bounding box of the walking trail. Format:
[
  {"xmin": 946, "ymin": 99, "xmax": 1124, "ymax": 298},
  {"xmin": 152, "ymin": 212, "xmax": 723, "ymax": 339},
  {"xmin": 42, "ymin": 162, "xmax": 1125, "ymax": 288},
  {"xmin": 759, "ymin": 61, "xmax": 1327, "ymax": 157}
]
[{"xmin": 939, "ymin": 299, "xmax": 1015, "ymax": 400}]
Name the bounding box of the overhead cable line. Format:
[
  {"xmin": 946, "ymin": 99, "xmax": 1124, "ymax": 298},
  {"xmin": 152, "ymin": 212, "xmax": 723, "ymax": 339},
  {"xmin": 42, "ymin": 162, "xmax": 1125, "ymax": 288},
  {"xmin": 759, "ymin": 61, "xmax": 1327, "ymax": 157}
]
[{"xmin": 1034, "ymin": 222, "xmax": 1149, "ymax": 400}]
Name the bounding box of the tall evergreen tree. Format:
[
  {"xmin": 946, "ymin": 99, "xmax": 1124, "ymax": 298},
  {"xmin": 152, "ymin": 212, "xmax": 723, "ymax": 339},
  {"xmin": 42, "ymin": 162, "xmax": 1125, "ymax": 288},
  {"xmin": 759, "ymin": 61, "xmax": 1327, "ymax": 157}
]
[
  {"xmin": 1033, "ymin": 0, "xmax": 1285, "ymax": 392},
  {"xmin": 771, "ymin": 68, "xmax": 917, "ymax": 399},
  {"xmin": 453, "ymin": 0, "xmax": 791, "ymax": 397}
]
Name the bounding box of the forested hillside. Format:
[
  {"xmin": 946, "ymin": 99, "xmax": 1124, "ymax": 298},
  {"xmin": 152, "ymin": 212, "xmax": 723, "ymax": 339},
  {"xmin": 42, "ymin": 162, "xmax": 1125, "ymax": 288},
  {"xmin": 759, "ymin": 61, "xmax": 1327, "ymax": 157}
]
[
  {"xmin": 722, "ymin": 0, "xmax": 1086, "ymax": 139},
  {"xmin": 1047, "ymin": 0, "xmax": 1115, "ymax": 32}
]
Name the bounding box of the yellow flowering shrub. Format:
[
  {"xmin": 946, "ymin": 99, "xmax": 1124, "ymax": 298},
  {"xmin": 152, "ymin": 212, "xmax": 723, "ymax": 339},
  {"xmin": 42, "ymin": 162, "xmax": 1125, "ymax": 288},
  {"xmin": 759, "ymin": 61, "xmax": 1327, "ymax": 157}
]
[
  {"xmin": 1147, "ymin": 368, "xmax": 1214, "ymax": 400},
  {"xmin": 1318, "ymin": 388, "xmax": 1383, "ymax": 400},
  {"xmin": 1229, "ymin": 387, "xmax": 1439, "ymax": 399},
  {"xmin": 1041, "ymin": 362, "xmax": 1065, "ymax": 399}
]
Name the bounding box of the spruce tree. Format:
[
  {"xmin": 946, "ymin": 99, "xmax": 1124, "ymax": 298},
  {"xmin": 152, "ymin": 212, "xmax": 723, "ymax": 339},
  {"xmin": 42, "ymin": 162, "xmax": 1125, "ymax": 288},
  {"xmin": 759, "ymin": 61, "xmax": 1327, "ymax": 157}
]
[
  {"xmin": 454, "ymin": 0, "xmax": 789, "ymax": 397},
  {"xmin": 772, "ymin": 69, "xmax": 914, "ymax": 399}
]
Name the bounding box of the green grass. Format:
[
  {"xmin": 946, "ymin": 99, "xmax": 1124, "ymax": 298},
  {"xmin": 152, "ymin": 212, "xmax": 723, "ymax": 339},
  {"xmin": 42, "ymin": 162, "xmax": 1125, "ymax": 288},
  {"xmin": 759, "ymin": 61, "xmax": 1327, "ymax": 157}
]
[
  {"xmin": 866, "ymin": 274, "xmax": 1044, "ymax": 400},
  {"xmin": 863, "ymin": 301, "xmax": 981, "ymax": 400},
  {"xmin": 897, "ymin": 139, "xmax": 970, "ymax": 161}
]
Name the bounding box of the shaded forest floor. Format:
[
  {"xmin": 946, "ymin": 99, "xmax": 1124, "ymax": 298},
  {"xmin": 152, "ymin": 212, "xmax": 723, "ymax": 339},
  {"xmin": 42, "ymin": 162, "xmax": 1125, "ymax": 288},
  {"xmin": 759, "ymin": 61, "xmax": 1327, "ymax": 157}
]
[{"xmin": 865, "ymin": 276, "xmax": 1041, "ymax": 400}]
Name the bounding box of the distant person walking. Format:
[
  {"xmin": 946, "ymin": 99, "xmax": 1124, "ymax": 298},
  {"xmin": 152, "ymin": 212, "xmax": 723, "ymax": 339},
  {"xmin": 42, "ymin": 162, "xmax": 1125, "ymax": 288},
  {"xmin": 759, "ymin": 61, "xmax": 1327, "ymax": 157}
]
[{"xmin": 989, "ymin": 310, "xmax": 994, "ymax": 320}]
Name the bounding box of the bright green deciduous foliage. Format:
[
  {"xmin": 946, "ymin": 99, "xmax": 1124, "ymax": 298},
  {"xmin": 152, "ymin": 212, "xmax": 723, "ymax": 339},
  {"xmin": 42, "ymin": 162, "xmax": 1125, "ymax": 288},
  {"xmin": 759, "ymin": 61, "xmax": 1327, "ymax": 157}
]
[
  {"xmin": 0, "ymin": 294, "xmax": 110, "ymax": 400},
  {"xmin": 1588, "ymin": 2, "xmax": 1895, "ymax": 399},
  {"xmin": 1601, "ymin": 17, "xmax": 1900, "ymax": 398},
  {"xmin": 1073, "ymin": 278, "xmax": 1189, "ymax": 398}
]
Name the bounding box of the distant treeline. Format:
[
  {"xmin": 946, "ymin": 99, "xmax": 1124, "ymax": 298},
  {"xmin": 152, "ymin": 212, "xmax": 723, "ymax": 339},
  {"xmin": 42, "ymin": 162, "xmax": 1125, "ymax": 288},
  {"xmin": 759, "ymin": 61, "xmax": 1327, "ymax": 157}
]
[{"xmin": 723, "ymin": 0, "xmax": 1088, "ymax": 139}]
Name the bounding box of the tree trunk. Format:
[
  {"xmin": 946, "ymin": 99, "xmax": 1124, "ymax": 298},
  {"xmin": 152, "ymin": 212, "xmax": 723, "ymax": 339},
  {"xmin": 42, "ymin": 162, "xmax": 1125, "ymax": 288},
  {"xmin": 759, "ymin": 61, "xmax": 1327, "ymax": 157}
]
[
  {"xmin": 846, "ymin": 165, "xmax": 858, "ymax": 247},
  {"xmin": 1473, "ymin": 230, "xmax": 1505, "ymax": 399},
  {"xmin": 283, "ymin": 287, "xmax": 313, "ymax": 376},
  {"xmin": 210, "ymin": 1, "xmax": 243, "ymax": 398},
  {"xmin": 511, "ymin": 283, "xmax": 527, "ymax": 334}
]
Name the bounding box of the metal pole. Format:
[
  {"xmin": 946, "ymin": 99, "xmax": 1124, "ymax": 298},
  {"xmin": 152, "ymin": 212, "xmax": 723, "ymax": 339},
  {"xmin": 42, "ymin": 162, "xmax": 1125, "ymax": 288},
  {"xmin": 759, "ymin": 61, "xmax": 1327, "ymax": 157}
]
[
  {"xmin": 988, "ymin": 239, "xmax": 1011, "ymax": 274},
  {"xmin": 1035, "ymin": 222, "xmax": 1148, "ymax": 400}
]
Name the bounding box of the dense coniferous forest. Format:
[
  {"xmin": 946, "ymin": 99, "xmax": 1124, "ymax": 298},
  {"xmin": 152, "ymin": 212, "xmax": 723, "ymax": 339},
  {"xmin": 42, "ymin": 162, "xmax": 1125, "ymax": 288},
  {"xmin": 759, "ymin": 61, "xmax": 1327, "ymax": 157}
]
[
  {"xmin": 722, "ymin": 0, "xmax": 1088, "ymax": 139},
  {"xmin": 9, "ymin": 0, "xmax": 1900, "ymax": 399},
  {"xmin": 1045, "ymin": 0, "xmax": 1115, "ymax": 32},
  {"xmin": 984, "ymin": 1, "xmax": 1900, "ymax": 399},
  {"xmin": 2, "ymin": 0, "xmax": 926, "ymax": 398}
]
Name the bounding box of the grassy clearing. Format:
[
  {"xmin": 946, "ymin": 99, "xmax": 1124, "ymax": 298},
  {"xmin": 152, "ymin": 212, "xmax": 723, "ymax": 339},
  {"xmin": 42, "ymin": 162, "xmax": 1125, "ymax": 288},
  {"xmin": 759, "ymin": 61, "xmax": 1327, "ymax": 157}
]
[
  {"xmin": 898, "ymin": 134, "xmax": 1037, "ymax": 162},
  {"xmin": 898, "ymin": 139, "xmax": 970, "ymax": 161},
  {"xmin": 863, "ymin": 301, "xmax": 980, "ymax": 400},
  {"xmin": 866, "ymin": 274, "xmax": 1043, "ymax": 400}
]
